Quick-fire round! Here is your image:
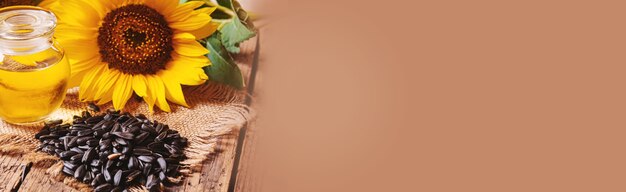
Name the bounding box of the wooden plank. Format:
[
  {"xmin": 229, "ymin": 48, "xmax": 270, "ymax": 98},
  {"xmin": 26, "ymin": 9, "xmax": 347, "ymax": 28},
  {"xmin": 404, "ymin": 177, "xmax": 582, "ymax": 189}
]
[
  {"xmin": 19, "ymin": 166, "xmax": 80, "ymax": 192},
  {"xmin": 232, "ymin": 119, "xmax": 261, "ymax": 192},
  {"xmin": 0, "ymin": 155, "xmax": 29, "ymax": 191},
  {"xmin": 169, "ymin": 33, "xmax": 260, "ymax": 192},
  {"xmin": 169, "ymin": 133, "xmax": 239, "ymax": 192}
]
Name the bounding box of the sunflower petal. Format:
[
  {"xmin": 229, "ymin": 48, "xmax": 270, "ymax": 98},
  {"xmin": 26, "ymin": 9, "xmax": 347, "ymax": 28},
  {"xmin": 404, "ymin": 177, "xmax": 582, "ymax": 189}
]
[
  {"xmin": 169, "ymin": 13, "xmax": 212, "ymax": 31},
  {"xmin": 153, "ymin": 77, "xmax": 171, "ymax": 112},
  {"xmin": 79, "ymin": 64, "xmax": 105, "ymax": 101},
  {"xmin": 143, "ymin": 0, "xmax": 178, "ymax": 15},
  {"xmin": 132, "ymin": 75, "xmax": 148, "ymax": 97},
  {"xmin": 167, "ymin": 1, "xmax": 205, "ymax": 22},
  {"xmin": 94, "ymin": 69, "xmax": 121, "ymax": 99},
  {"xmin": 57, "ymin": 0, "xmax": 101, "ymax": 27},
  {"xmin": 173, "ymin": 39, "xmax": 210, "ymax": 56},
  {"xmin": 112, "ymin": 75, "xmax": 134, "ymax": 110},
  {"xmin": 161, "ymin": 75, "xmax": 189, "ymax": 107},
  {"xmin": 186, "ymin": 21, "xmax": 219, "ymax": 40},
  {"xmin": 144, "ymin": 75, "xmax": 159, "ymax": 113}
]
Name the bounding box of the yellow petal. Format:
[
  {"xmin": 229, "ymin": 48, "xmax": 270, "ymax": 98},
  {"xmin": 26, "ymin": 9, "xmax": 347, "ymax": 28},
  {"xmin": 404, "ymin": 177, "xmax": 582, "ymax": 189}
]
[
  {"xmin": 173, "ymin": 32, "xmax": 197, "ymax": 42},
  {"xmin": 172, "ymin": 53, "xmax": 210, "ymax": 66},
  {"xmin": 57, "ymin": 0, "xmax": 101, "ymax": 27},
  {"xmin": 97, "ymin": 88, "xmax": 114, "ymax": 105},
  {"xmin": 60, "ymin": 39, "xmax": 99, "ymax": 61},
  {"xmin": 94, "ymin": 69, "xmax": 121, "ymax": 99},
  {"xmin": 169, "ymin": 13, "xmax": 212, "ymax": 31},
  {"xmin": 143, "ymin": 0, "xmax": 178, "ymax": 15},
  {"xmin": 112, "ymin": 75, "xmax": 134, "ymax": 110},
  {"xmin": 173, "ymin": 39, "xmax": 209, "ymax": 56},
  {"xmin": 160, "ymin": 74, "xmax": 189, "ymax": 107},
  {"xmin": 161, "ymin": 67, "xmax": 207, "ymax": 86},
  {"xmin": 186, "ymin": 21, "xmax": 219, "ymax": 40},
  {"xmin": 167, "ymin": 1, "xmax": 206, "ymax": 22},
  {"xmin": 132, "ymin": 75, "xmax": 148, "ymax": 97},
  {"xmin": 56, "ymin": 26, "xmax": 98, "ymax": 40},
  {"xmin": 79, "ymin": 64, "xmax": 106, "ymax": 101},
  {"xmin": 144, "ymin": 75, "xmax": 158, "ymax": 113},
  {"xmin": 153, "ymin": 77, "xmax": 171, "ymax": 112}
]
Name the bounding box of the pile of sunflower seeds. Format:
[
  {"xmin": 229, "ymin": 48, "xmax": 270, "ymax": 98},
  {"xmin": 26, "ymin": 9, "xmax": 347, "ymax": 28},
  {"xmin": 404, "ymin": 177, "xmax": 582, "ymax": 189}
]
[{"xmin": 35, "ymin": 105, "xmax": 188, "ymax": 192}]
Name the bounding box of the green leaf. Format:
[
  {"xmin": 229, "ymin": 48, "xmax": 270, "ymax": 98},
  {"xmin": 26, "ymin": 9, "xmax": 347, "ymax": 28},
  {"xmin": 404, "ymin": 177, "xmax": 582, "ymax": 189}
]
[
  {"xmin": 179, "ymin": 0, "xmax": 189, "ymax": 4},
  {"xmin": 216, "ymin": 0, "xmax": 255, "ymax": 53},
  {"xmin": 204, "ymin": 33, "xmax": 245, "ymax": 89}
]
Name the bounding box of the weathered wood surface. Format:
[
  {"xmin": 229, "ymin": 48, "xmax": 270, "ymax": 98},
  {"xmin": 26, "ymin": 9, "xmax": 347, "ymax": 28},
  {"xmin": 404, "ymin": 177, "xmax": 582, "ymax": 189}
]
[{"xmin": 0, "ymin": 35, "xmax": 260, "ymax": 192}]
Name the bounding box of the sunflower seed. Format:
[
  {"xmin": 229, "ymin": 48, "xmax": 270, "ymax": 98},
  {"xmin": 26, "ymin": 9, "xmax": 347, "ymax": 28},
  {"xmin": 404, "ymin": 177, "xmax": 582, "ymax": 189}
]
[
  {"xmin": 62, "ymin": 166, "xmax": 74, "ymax": 175},
  {"xmin": 108, "ymin": 153, "xmax": 122, "ymax": 160},
  {"xmin": 91, "ymin": 173, "xmax": 103, "ymax": 187},
  {"xmin": 113, "ymin": 169, "xmax": 123, "ymax": 186},
  {"xmin": 94, "ymin": 183, "xmax": 112, "ymax": 192},
  {"xmin": 138, "ymin": 155, "xmax": 155, "ymax": 163},
  {"xmin": 82, "ymin": 148, "xmax": 96, "ymax": 163},
  {"xmin": 111, "ymin": 132, "xmax": 134, "ymax": 140},
  {"xmin": 74, "ymin": 165, "xmax": 86, "ymax": 180}
]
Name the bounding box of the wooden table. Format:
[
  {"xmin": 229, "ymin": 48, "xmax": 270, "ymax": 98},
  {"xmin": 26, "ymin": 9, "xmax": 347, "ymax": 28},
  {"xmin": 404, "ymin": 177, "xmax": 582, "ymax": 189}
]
[{"xmin": 0, "ymin": 33, "xmax": 262, "ymax": 192}]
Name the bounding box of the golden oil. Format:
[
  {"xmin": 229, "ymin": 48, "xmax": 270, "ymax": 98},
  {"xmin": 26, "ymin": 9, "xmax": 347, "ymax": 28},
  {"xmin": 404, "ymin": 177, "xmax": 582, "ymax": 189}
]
[{"xmin": 0, "ymin": 6, "xmax": 69, "ymax": 124}]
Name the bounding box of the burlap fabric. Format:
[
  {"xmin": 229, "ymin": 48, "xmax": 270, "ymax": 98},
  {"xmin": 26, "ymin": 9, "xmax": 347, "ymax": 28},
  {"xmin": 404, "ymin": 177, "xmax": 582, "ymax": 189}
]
[{"xmin": 0, "ymin": 80, "xmax": 252, "ymax": 191}]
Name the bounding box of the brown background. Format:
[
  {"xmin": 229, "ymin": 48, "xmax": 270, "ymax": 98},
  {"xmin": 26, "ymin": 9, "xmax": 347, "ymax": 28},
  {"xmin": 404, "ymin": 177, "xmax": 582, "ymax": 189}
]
[{"xmin": 254, "ymin": 0, "xmax": 626, "ymax": 191}]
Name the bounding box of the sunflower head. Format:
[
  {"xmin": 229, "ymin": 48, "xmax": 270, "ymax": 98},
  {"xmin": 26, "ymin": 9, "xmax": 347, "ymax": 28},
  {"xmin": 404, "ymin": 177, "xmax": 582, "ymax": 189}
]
[{"xmin": 48, "ymin": 0, "xmax": 218, "ymax": 112}]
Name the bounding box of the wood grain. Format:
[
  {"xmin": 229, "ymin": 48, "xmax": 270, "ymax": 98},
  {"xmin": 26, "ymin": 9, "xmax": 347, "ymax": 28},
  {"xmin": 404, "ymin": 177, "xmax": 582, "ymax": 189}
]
[{"xmin": 0, "ymin": 155, "xmax": 29, "ymax": 191}]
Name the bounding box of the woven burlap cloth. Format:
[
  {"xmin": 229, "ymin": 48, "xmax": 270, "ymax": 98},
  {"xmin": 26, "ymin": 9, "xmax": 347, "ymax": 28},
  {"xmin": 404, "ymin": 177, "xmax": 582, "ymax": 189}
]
[{"xmin": 0, "ymin": 81, "xmax": 252, "ymax": 191}]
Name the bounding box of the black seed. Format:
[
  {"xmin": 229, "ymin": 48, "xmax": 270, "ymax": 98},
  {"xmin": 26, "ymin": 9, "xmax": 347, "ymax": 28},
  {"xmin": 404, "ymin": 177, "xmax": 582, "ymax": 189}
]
[
  {"xmin": 38, "ymin": 134, "xmax": 57, "ymax": 140},
  {"xmin": 59, "ymin": 151, "xmax": 78, "ymax": 160},
  {"xmin": 95, "ymin": 183, "xmax": 112, "ymax": 192},
  {"xmin": 103, "ymin": 167, "xmax": 112, "ymax": 182},
  {"xmin": 86, "ymin": 139, "xmax": 99, "ymax": 147},
  {"xmin": 63, "ymin": 161, "xmax": 78, "ymax": 170},
  {"xmin": 70, "ymin": 153, "xmax": 83, "ymax": 162},
  {"xmin": 74, "ymin": 165, "xmax": 86, "ymax": 180},
  {"xmin": 111, "ymin": 123, "xmax": 121, "ymax": 132},
  {"xmin": 81, "ymin": 111, "xmax": 92, "ymax": 118},
  {"xmin": 111, "ymin": 132, "xmax": 134, "ymax": 140},
  {"xmin": 138, "ymin": 155, "xmax": 155, "ymax": 163},
  {"xmin": 105, "ymin": 159, "xmax": 114, "ymax": 169},
  {"xmin": 70, "ymin": 147, "xmax": 84, "ymax": 154},
  {"xmin": 111, "ymin": 187, "xmax": 123, "ymax": 192},
  {"xmin": 115, "ymin": 137, "xmax": 128, "ymax": 145},
  {"xmin": 155, "ymin": 131, "xmax": 167, "ymax": 141},
  {"xmin": 157, "ymin": 157, "xmax": 167, "ymax": 171},
  {"xmin": 77, "ymin": 129, "xmax": 94, "ymax": 136},
  {"xmin": 62, "ymin": 166, "xmax": 74, "ymax": 175},
  {"xmin": 133, "ymin": 148, "xmax": 152, "ymax": 156},
  {"xmin": 113, "ymin": 169, "xmax": 123, "ymax": 186},
  {"xmin": 134, "ymin": 132, "xmax": 149, "ymax": 144},
  {"xmin": 143, "ymin": 163, "xmax": 152, "ymax": 175},
  {"xmin": 128, "ymin": 156, "xmax": 139, "ymax": 169},
  {"xmin": 88, "ymin": 103, "xmax": 101, "ymax": 112},
  {"xmin": 82, "ymin": 148, "xmax": 96, "ymax": 163},
  {"xmin": 141, "ymin": 124, "xmax": 157, "ymax": 134},
  {"xmin": 126, "ymin": 170, "xmax": 141, "ymax": 183},
  {"xmin": 76, "ymin": 136, "xmax": 92, "ymax": 145},
  {"xmin": 91, "ymin": 173, "xmax": 103, "ymax": 187},
  {"xmin": 83, "ymin": 171, "xmax": 93, "ymax": 182},
  {"xmin": 90, "ymin": 159, "xmax": 102, "ymax": 167}
]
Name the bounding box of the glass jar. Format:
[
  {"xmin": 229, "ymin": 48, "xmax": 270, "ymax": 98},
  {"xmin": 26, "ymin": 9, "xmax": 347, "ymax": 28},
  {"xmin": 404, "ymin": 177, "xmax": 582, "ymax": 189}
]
[{"xmin": 0, "ymin": 6, "xmax": 69, "ymax": 124}]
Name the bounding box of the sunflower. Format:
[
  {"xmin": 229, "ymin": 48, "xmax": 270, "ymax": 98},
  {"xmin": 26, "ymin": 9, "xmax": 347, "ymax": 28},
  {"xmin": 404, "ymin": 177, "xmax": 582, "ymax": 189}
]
[{"xmin": 44, "ymin": 0, "xmax": 217, "ymax": 112}]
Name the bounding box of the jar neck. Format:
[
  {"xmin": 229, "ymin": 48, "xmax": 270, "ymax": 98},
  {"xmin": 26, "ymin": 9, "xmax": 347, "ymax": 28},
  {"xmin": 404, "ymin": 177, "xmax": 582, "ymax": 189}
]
[{"xmin": 0, "ymin": 33, "xmax": 54, "ymax": 55}]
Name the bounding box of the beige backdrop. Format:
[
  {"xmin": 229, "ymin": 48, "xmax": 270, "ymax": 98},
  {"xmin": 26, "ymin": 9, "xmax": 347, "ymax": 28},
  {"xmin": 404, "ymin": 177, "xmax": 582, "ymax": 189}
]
[{"xmin": 255, "ymin": 0, "xmax": 626, "ymax": 192}]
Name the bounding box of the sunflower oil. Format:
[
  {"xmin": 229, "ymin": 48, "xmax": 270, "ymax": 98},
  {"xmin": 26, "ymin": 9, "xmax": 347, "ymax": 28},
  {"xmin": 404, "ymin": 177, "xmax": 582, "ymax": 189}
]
[{"xmin": 0, "ymin": 6, "xmax": 69, "ymax": 124}]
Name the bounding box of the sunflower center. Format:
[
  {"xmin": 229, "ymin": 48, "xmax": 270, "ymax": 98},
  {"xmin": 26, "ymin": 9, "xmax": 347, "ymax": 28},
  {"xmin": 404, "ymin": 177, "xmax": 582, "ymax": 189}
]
[{"xmin": 98, "ymin": 4, "xmax": 173, "ymax": 75}]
